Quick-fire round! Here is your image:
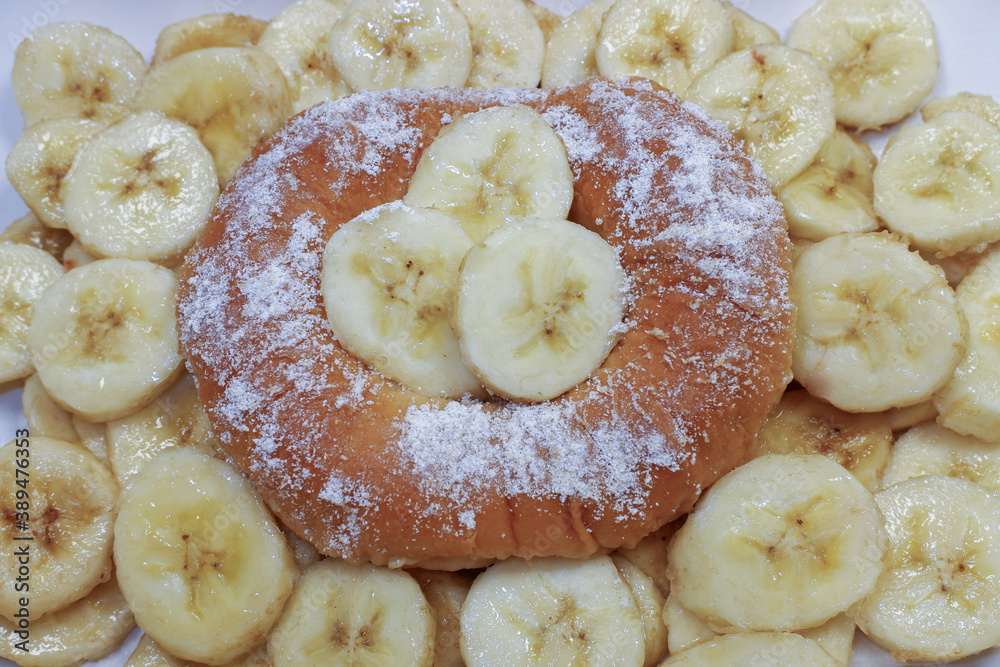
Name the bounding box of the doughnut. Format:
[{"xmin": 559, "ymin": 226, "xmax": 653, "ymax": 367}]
[{"xmin": 177, "ymin": 78, "xmax": 793, "ymax": 568}]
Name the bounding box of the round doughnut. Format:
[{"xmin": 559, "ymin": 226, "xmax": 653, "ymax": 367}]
[{"xmin": 178, "ymin": 78, "xmax": 793, "ymax": 569}]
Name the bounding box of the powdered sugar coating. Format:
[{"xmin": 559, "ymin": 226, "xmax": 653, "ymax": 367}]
[{"xmin": 179, "ymin": 79, "xmax": 792, "ymax": 566}]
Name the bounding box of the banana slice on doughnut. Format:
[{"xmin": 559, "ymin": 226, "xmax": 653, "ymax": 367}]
[
  {"xmin": 595, "ymin": 0, "xmax": 734, "ymax": 96},
  {"xmin": 873, "ymin": 111, "xmax": 1000, "ymax": 256},
  {"xmin": 667, "ymin": 454, "xmax": 888, "ymax": 633},
  {"xmin": 27, "ymin": 258, "xmax": 183, "ymax": 422},
  {"xmin": 541, "ymin": 0, "xmax": 616, "ymax": 88},
  {"xmin": 270, "ymin": 559, "xmax": 435, "ymax": 667},
  {"xmin": 152, "ymin": 14, "xmax": 268, "ymax": 64},
  {"xmin": 451, "ymin": 0, "xmax": 545, "ymax": 88},
  {"xmin": 404, "ymin": 104, "xmax": 574, "ymax": 244},
  {"xmin": 321, "ymin": 202, "xmax": 483, "ymax": 399},
  {"xmin": 922, "ymin": 92, "xmax": 1000, "ymax": 129},
  {"xmin": 62, "ymin": 110, "xmax": 219, "ymax": 264},
  {"xmin": 22, "ymin": 374, "xmax": 79, "ymax": 443},
  {"xmin": 724, "ymin": 2, "xmax": 779, "ymax": 51},
  {"xmin": 453, "ymin": 217, "xmax": 627, "ymax": 402},
  {"xmin": 881, "ymin": 421, "xmax": 1000, "ymax": 493},
  {"xmin": 257, "ymin": 0, "xmax": 352, "ymax": 114},
  {"xmin": 791, "ymin": 232, "xmax": 967, "ymax": 413},
  {"xmin": 115, "ymin": 448, "xmax": 296, "ymax": 665},
  {"xmin": 851, "ymin": 475, "xmax": 1000, "ymax": 662},
  {"xmin": 686, "ymin": 44, "xmax": 836, "ymax": 188},
  {"xmin": 5, "ymin": 117, "xmax": 104, "ymax": 230},
  {"xmin": 0, "ymin": 436, "xmax": 118, "ymax": 621},
  {"xmin": 12, "ymin": 21, "xmax": 147, "ymax": 128},
  {"xmin": 661, "ymin": 632, "xmax": 838, "ymax": 666},
  {"xmin": 327, "ymin": 0, "xmax": 473, "ymax": 91},
  {"xmin": 611, "ymin": 555, "xmax": 669, "ymax": 666},
  {"xmin": 460, "ymin": 555, "xmax": 646, "ymax": 667},
  {"xmin": 135, "ymin": 47, "xmax": 291, "ymax": 185},
  {"xmin": 0, "ymin": 242, "xmax": 65, "ymax": 383},
  {"xmin": 786, "ymin": 0, "xmax": 938, "ymax": 131}
]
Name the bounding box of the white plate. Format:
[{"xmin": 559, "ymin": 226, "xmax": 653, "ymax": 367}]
[{"xmin": 1, "ymin": 1, "xmax": 998, "ymax": 665}]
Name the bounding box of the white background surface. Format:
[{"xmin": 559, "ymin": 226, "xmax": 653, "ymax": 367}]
[{"xmin": 0, "ymin": 0, "xmax": 998, "ymax": 665}]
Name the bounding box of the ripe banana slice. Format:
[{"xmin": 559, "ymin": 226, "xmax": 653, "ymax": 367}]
[
  {"xmin": 0, "ymin": 436, "xmax": 117, "ymax": 621},
  {"xmin": 257, "ymin": 0, "xmax": 353, "ymax": 114},
  {"xmin": 613, "ymin": 519, "xmax": 680, "ymax": 596},
  {"xmin": 723, "ymin": 2, "xmax": 779, "ymax": 51},
  {"xmin": 454, "ymin": 217, "xmax": 627, "ymax": 402},
  {"xmin": 881, "ymin": 421, "xmax": 1000, "ymax": 493},
  {"xmin": 777, "ymin": 129, "xmax": 878, "ymax": 241},
  {"xmin": 270, "ymin": 559, "xmax": 435, "ymax": 667},
  {"xmin": 611, "ymin": 555, "xmax": 668, "ymax": 666},
  {"xmin": 522, "ymin": 0, "xmax": 560, "ymax": 40},
  {"xmin": 62, "ymin": 110, "xmax": 219, "ymax": 264},
  {"xmin": 874, "ymin": 111, "xmax": 1000, "ymax": 256},
  {"xmin": 27, "ymin": 258, "xmax": 183, "ymax": 422},
  {"xmin": 595, "ymin": 0, "xmax": 734, "ymax": 96},
  {"xmin": 791, "ymin": 232, "xmax": 967, "ymax": 413},
  {"xmin": 786, "ymin": 0, "xmax": 938, "ymax": 131},
  {"xmin": 11, "ymin": 21, "xmax": 147, "ymax": 128},
  {"xmin": 661, "ymin": 631, "xmax": 838, "ymax": 666},
  {"xmin": 935, "ymin": 246, "xmax": 1000, "ymax": 442},
  {"xmin": 408, "ymin": 568, "xmax": 473, "ymax": 666},
  {"xmin": 0, "ymin": 212, "xmax": 73, "ymax": 260},
  {"xmin": 22, "ymin": 374, "xmax": 79, "ymax": 444},
  {"xmin": 754, "ymin": 389, "xmax": 892, "ymax": 492},
  {"xmin": 127, "ymin": 633, "xmax": 272, "ymax": 666},
  {"xmin": 135, "ymin": 46, "xmax": 291, "ymax": 185},
  {"xmin": 0, "ymin": 576, "xmax": 134, "ymax": 667},
  {"xmin": 883, "ymin": 399, "xmax": 938, "ymax": 433},
  {"xmin": 115, "ymin": 448, "xmax": 296, "ymax": 665},
  {"xmin": 404, "ymin": 104, "xmax": 574, "ymax": 244},
  {"xmin": 922, "ymin": 92, "xmax": 1000, "ymax": 129},
  {"xmin": 321, "ymin": 202, "xmax": 482, "ymax": 399},
  {"xmin": 663, "ymin": 591, "xmax": 716, "ymax": 655},
  {"xmin": 667, "ymin": 454, "xmax": 888, "ymax": 632},
  {"xmin": 107, "ymin": 373, "xmax": 223, "ymax": 488},
  {"xmin": 451, "ymin": 0, "xmax": 545, "ymax": 88},
  {"xmin": 851, "ymin": 475, "xmax": 1000, "ymax": 662},
  {"xmin": 460, "ymin": 555, "xmax": 646, "ymax": 667},
  {"xmin": 62, "ymin": 239, "xmax": 98, "ymax": 271},
  {"xmin": 799, "ymin": 613, "xmax": 856, "ymax": 667},
  {"xmin": 5, "ymin": 117, "xmax": 104, "ymax": 230},
  {"xmin": 686, "ymin": 44, "xmax": 837, "ymax": 188},
  {"xmin": 326, "ymin": 0, "xmax": 473, "ymax": 91},
  {"xmin": 153, "ymin": 13, "xmax": 268, "ymax": 65},
  {"xmin": 540, "ymin": 0, "xmax": 616, "ymax": 88},
  {"xmin": 0, "ymin": 242, "xmax": 64, "ymax": 383}
]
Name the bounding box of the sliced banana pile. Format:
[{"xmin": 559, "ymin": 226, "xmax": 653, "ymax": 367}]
[{"xmin": 5, "ymin": 0, "xmax": 1000, "ymax": 665}]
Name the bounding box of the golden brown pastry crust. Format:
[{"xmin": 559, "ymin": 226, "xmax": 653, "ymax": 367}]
[{"xmin": 178, "ymin": 78, "xmax": 793, "ymax": 568}]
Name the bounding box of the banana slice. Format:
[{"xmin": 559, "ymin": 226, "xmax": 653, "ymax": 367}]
[
  {"xmin": 0, "ymin": 242, "xmax": 64, "ymax": 383},
  {"xmin": 27, "ymin": 258, "xmax": 183, "ymax": 422},
  {"xmin": 460, "ymin": 555, "xmax": 646, "ymax": 667},
  {"xmin": 451, "ymin": 0, "xmax": 545, "ymax": 88},
  {"xmin": 935, "ymin": 247, "xmax": 1000, "ymax": 442},
  {"xmin": 667, "ymin": 454, "xmax": 888, "ymax": 633},
  {"xmin": 321, "ymin": 202, "xmax": 483, "ymax": 399},
  {"xmin": 0, "ymin": 576, "xmax": 134, "ymax": 667},
  {"xmin": 408, "ymin": 568, "xmax": 473, "ymax": 667},
  {"xmin": 777, "ymin": 129, "xmax": 878, "ymax": 241},
  {"xmin": 851, "ymin": 475, "xmax": 1000, "ymax": 662},
  {"xmin": 881, "ymin": 421, "xmax": 1000, "ymax": 493},
  {"xmin": 922, "ymin": 92, "xmax": 1000, "ymax": 129},
  {"xmin": 107, "ymin": 373, "xmax": 223, "ymax": 488},
  {"xmin": 873, "ymin": 111, "xmax": 1000, "ymax": 256},
  {"xmin": 454, "ymin": 217, "xmax": 627, "ymax": 402},
  {"xmin": 115, "ymin": 448, "xmax": 296, "ymax": 665},
  {"xmin": 326, "ymin": 0, "xmax": 473, "ymax": 91},
  {"xmin": 22, "ymin": 374, "xmax": 79, "ymax": 444},
  {"xmin": 0, "ymin": 436, "xmax": 117, "ymax": 621},
  {"xmin": 883, "ymin": 399, "xmax": 938, "ymax": 433},
  {"xmin": 12, "ymin": 21, "xmax": 147, "ymax": 128},
  {"xmin": 723, "ymin": 2, "xmax": 779, "ymax": 51},
  {"xmin": 660, "ymin": 631, "xmax": 838, "ymax": 666},
  {"xmin": 62, "ymin": 239, "xmax": 98, "ymax": 272},
  {"xmin": 786, "ymin": 0, "xmax": 938, "ymax": 131},
  {"xmin": 595, "ymin": 0, "xmax": 734, "ymax": 96},
  {"xmin": 521, "ymin": 0, "xmax": 561, "ymax": 40},
  {"xmin": 153, "ymin": 13, "xmax": 268, "ymax": 64},
  {"xmin": 754, "ymin": 389, "xmax": 892, "ymax": 492},
  {"xmin": 613, "ymin": 519, "xmax": 680, "ymax": 596},
  {"xmin": 270, "ymin": 559, "xmax": 434, "ymax": 667},
  {"xmin": 0, "ymin": 212, "xmax": 74, "ymax": 260},
  {"xmin": 686, "ymin": 44, "xmax": 836, "ymax": 188},
  {"xmin": 611, "ymin": 555, "xmax": 669, "ymax": 666},
  {"xmin": 5, "ymin": 117, "xmax": 104, "ymax": 230},
  {"xmin": 257, "ymin": 0, "xmax": 353, "ymax": 114},
  {"xmin": 540, "ymin": 0, "xmax": 616, "ymax": 88},
  {"xmin": 404, "ymin": 104, "xmax": 574, "ymax": 244},
  {"xmin": 72, "ymin": 415, "xmax": 111, "ymax": 468},
  {"xmin": 135, "ymin": 46, "xmax": 291, "ymax": 185},
  {"xmin": 127, "ymin": 633, "xmax": 272, "ymax": 666},
  {"xmin": 799, "ymin": 613, "xmax": 856, "ymax": 667},
  {"xmin": 62, "ymin": 110, "xmax": 219, "ymax": 264},
  {"xmin": 791, "ymin": 232, "xmax": 967, "ymax": 413},
  {"xmin": 663, "ymin": 591, "xmax": 716, "ymax": 654}
]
